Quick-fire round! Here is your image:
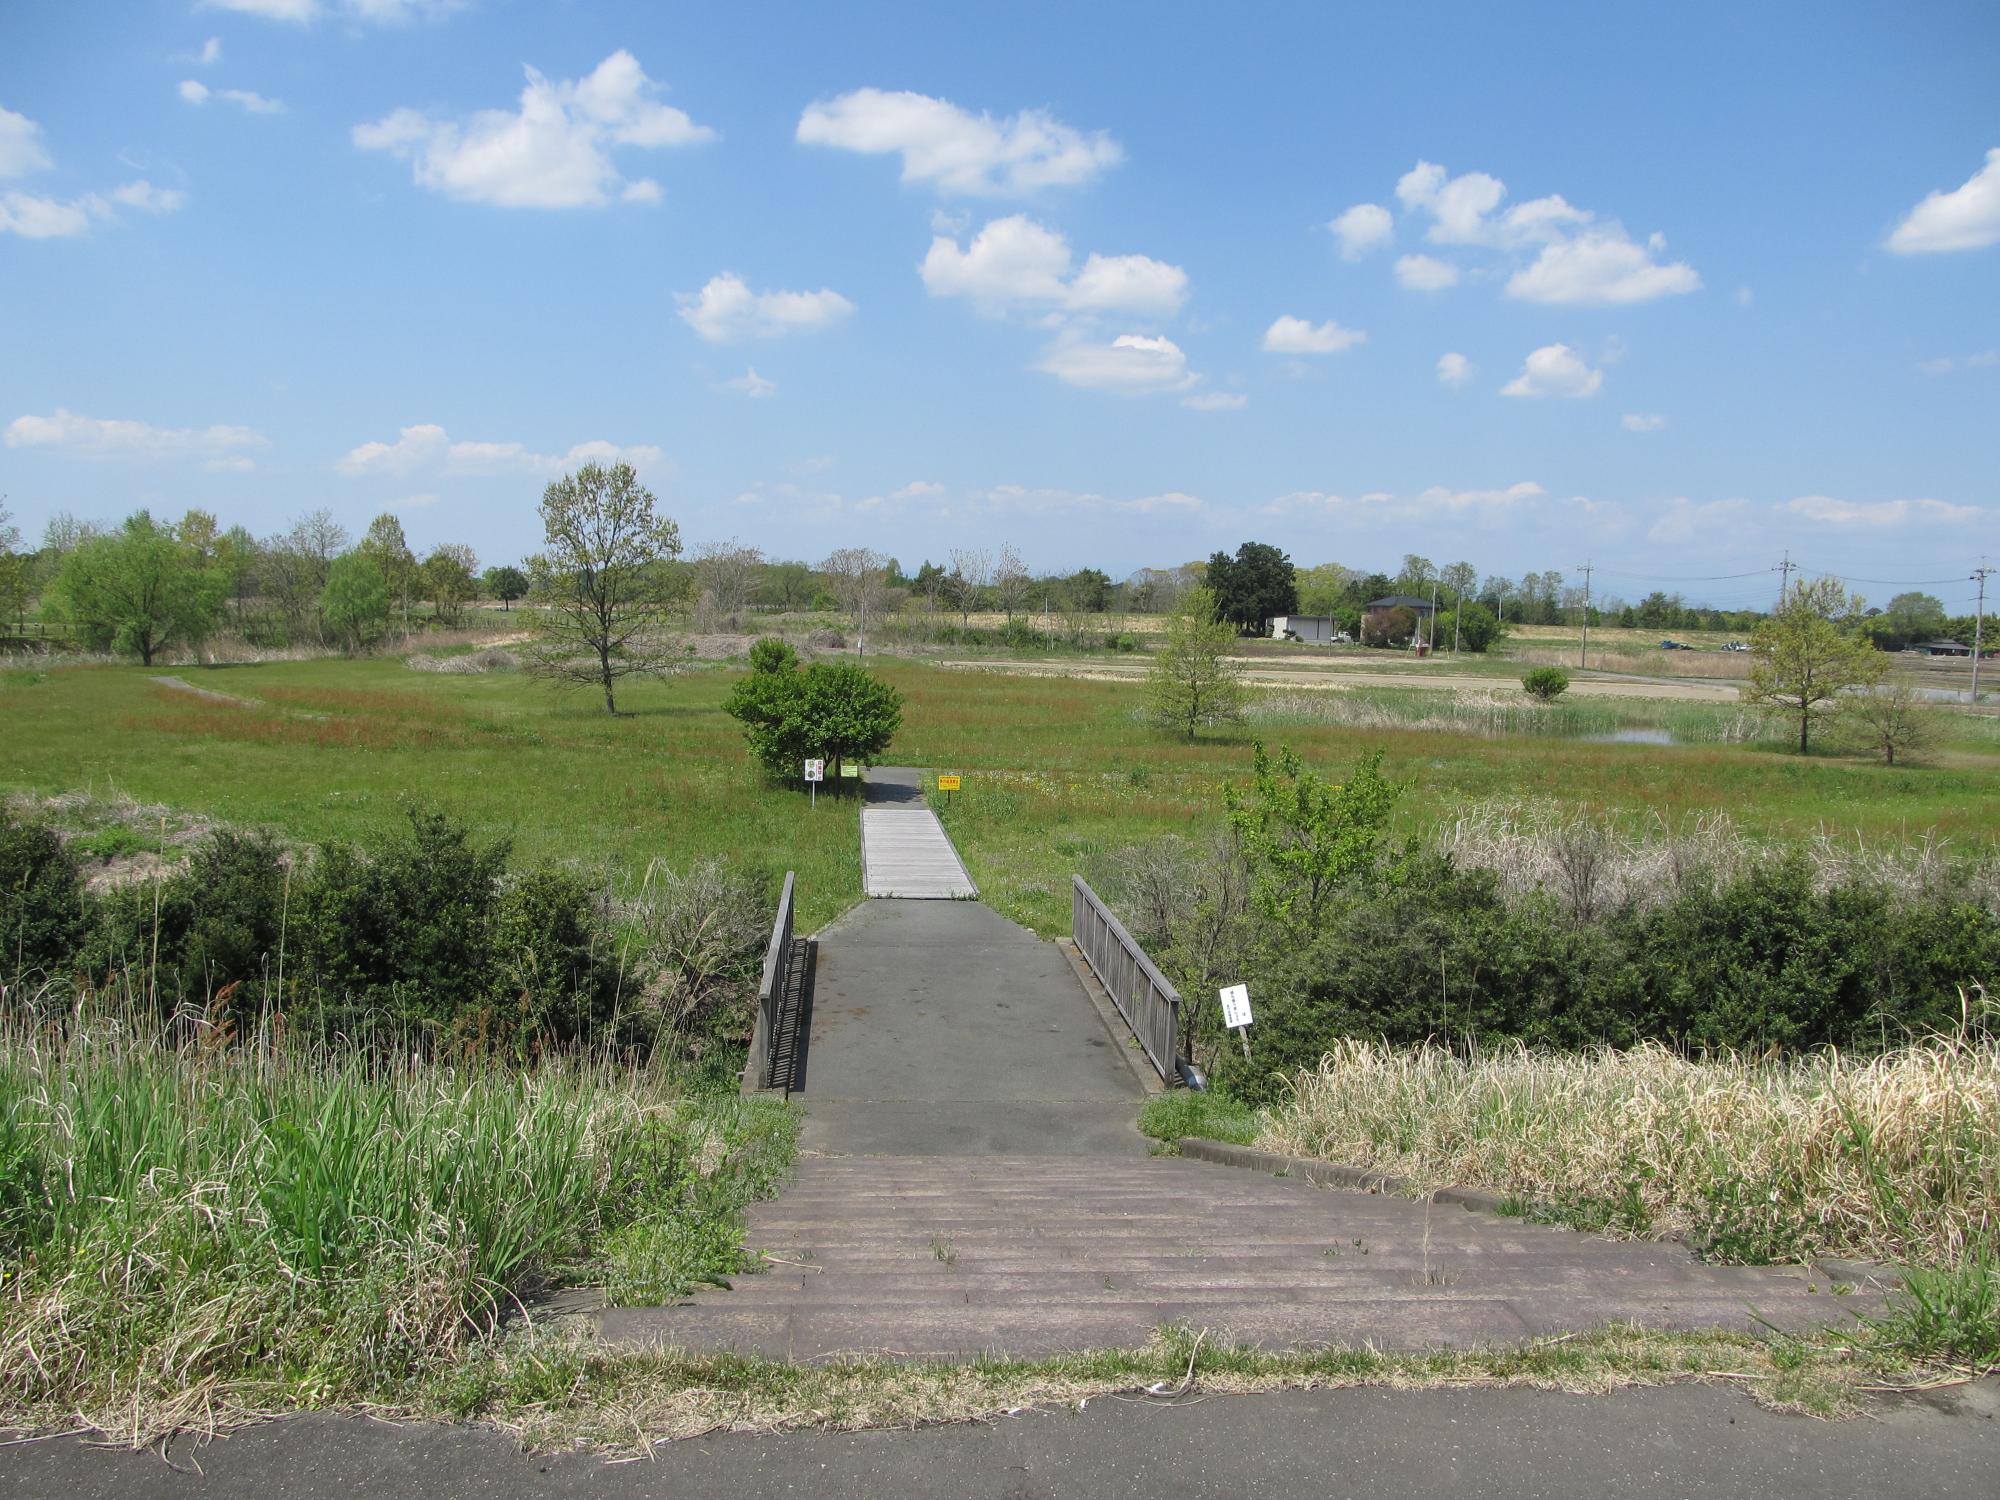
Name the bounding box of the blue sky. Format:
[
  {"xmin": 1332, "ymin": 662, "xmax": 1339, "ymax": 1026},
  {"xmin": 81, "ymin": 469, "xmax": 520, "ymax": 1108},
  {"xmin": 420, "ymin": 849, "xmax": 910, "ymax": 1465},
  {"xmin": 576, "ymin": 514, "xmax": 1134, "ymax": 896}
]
[{"xmin": 2, "ymin": 0, "xmax": 1996, "ymax": 612}]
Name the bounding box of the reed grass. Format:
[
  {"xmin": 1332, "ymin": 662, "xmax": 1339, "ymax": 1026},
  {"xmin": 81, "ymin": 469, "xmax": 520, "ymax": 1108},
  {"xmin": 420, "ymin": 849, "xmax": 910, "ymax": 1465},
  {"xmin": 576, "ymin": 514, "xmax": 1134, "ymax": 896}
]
[
  {"xmin": 1257, "ymin": 1031, "xmax": 2000, "ymax": 1268},
  {"xmin": 0, "ymin": 1005, "xmax": 795, "ymax": 1437}
]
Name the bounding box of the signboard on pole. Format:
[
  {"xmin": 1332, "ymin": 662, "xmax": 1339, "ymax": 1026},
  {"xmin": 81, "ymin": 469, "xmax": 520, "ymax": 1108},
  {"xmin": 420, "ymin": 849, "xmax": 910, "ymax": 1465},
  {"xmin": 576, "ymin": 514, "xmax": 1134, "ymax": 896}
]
[
  {"xmin": 936, "ymin": 774, "xmax": 962, "ymax": 792},
  {"xmin": 803, "ymin": 759, "xmax": 824, "ymax": 782},
  {"xmin": 1219, "ymin": 983, "xmax": 1252, "ymax": 1030}
]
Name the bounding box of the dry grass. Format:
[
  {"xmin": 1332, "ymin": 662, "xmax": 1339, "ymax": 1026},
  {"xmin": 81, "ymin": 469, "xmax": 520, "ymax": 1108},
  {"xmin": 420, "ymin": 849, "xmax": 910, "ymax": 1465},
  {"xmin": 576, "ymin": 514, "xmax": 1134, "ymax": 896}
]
[
  {"xmin": 1508, "ymin": 645, "xmax": 1755, "ymax": 679},
  {"xmin": 1258, "ymin": 1031, "xmax": 2000, "ymax": 1266}
]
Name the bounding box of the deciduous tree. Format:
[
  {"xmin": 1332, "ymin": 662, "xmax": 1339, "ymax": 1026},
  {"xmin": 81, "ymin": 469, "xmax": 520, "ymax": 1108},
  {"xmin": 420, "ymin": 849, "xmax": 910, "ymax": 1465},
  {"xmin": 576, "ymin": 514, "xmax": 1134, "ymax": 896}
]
[
  {"xmin": 525, "ymin": 461, "xmax": 687, "ymax": 714},
  {"xmin": 820, "ymin": 546, "xmax": 890, "ymax": 654},
  {"xmin": 724, "ymin": 660, "xmax": 903, "ymax": 781},
  {"xmin": 1836, "ymin": 678, "xmax": 1941, "ymax": 766},
  {"xmin": 1744, "ymin": 577, "xmax": 1883, "ymax": 754},
  {"xmin": 321, "ymin": 552, "xmax": 390, "ymax": 653},
  {"xmin": 422, "ymin": 543, "xmax": 478, "ymax": 625},
  {"xmin": 45, "ymin": 511, "xmax": 225, "ymax": 666},
  {"xmin": 1149, "ymin": 585, "xmax": 1244, "ymax": 739},
  {"xmin": 482, "ymin": 564, "xmax": 528, "ymax": 611}
]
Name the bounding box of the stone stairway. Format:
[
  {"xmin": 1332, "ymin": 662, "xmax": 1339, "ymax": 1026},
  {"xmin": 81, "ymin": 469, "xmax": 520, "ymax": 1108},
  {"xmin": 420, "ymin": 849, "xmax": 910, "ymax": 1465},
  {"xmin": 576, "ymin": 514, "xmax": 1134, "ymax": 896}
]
[{"xmin": 599, "ymin": 1153, "xmax": 1860, "ymax": 1361}]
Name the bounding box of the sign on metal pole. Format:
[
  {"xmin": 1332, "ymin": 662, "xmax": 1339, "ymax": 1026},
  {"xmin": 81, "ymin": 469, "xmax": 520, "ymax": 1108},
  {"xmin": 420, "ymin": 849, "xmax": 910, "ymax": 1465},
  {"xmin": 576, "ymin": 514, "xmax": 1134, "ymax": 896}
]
[
  {"xmin": 937, "ymin": 773, "xmax": 961, "ymax": 806},
  {"xmin": 804, "ymin": 758, "xmax": 823, "ymax": 809},
  {"xmin": 1219, "ymin": 983, "xmax": 1253, "ymax": 1061}
]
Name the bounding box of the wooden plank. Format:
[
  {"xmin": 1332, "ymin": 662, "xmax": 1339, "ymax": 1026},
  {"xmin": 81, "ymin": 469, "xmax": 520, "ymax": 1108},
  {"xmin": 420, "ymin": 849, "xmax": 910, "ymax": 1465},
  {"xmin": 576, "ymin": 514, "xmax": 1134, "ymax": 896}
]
[{"xmin": 861, "ymin": 808, "xmax": 977, "ymax": 899}]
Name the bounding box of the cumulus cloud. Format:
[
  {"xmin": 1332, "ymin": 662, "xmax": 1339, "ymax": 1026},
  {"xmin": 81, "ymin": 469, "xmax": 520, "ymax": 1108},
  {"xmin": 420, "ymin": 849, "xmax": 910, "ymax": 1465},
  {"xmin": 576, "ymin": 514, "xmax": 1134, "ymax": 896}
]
[
  {"xmin": 1394, "ymin": 253, "xmax": 1460, "ymax": 291},
  {"xmin": 0, "ymin": 106, "xmax": 182, "ymax": 238},
  {"xmin": 1261, "ymin": 315, "xmax": 1365, "ymax": 355},
  {"xmin": 1621, "ymin": 412, "xmax": 1667, "ymax": 432},
  {"xmin": 1328, "ymin": 202, "xmax": 1392, "ymax": 259},
  {"xmin": 1436, "ymin": 352, "xmax": 1474, "ymax": 387},
  {"xmin": 976, "ymin": 484, "xmax": 1204, "ymax": 516},
  {"xmin": 1917, "ymin": 350, "xmax": 1999, "ymax": 376},
  {"xmin": 1888, "ymin": 148, "xmax": 2000, "ymax": 254},
  {"xmin": 1038, "ymin": 334, "xmax": 1196, "ymax": 395},
  {"xmin": 721, "ymin": 368, "xmax": 777, "ymax": 398},
  {"xmin": 1501, "ymin": 343, "xmax": 1603, "ymax": 399},
  {"xmin": 337, "ymin": 422, "xmax": 665, "ymax": 478},
  {"xmin": 0, "ymin": 106, "xmax": 53, "ymax": 178},
  {"xmin": 353, "ymin": 50, "xmax": 712, "ymax": 209},
  {"xmin": 676, "ymin": 273, "xmax": 855, "ymax": 343},
  {"xmin": 202, "ymin": 0, "xmax": 463, "ymax": 21},
  {"xmin": 1784, "ymin": 494, "xmax": 1981, "ymax": 528},
  {"xmin": 796, "ymin": 88, "xmax": 1121, "ymax": 196},
  {"xmin": 1373, "ymin": 158, "xmax": 1698, "ymax": 305},
  {"xmin": 179, "ymin": 79, "xmax": 285, "ymax": 113},
  {"xmin": 4, "ymin": 408, "xmax": 266, "ymax": 467},
  {"xmin": 1181, "ymin": 391, "xmax": 1247, "ymax": 412},
  {"xmin": 920, "ymin": 214, "xmax": 1186, "ymax": 316}
]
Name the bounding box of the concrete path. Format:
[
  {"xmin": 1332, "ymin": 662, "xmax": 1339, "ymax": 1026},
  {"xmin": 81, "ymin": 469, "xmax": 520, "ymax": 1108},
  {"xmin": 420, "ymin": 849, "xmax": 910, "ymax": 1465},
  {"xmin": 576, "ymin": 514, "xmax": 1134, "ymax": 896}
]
[
  {"xmin": 860, "ymin": 767, "xmax": 977, "ymax": 898},
  {"xmin": 9, "ymin": 1382, "xmax": 1996, "ymax": 1498}
]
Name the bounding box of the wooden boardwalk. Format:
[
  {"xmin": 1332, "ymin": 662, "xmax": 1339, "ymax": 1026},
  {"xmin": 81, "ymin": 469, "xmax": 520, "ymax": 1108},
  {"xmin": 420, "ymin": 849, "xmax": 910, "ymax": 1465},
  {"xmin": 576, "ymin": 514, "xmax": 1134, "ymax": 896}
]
[{"xmin": 860, "ymin": 807, "xmax": 977, "ymax": 899}]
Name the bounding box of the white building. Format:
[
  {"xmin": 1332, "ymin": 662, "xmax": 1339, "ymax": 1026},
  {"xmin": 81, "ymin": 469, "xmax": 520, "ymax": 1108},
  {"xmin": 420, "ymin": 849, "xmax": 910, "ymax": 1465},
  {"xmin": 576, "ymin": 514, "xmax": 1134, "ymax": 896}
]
[{"xmin": 1270, "ymin": 615, "xmax": 1342, "ymax": 644}]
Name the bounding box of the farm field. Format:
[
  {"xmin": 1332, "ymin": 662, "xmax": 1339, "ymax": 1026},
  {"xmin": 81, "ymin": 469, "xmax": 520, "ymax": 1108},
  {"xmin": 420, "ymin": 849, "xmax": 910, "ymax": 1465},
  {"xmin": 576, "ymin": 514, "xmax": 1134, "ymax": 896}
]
[{"xmin": 6, "ymin": 653, "xmax": 1996, "ymax": 938}]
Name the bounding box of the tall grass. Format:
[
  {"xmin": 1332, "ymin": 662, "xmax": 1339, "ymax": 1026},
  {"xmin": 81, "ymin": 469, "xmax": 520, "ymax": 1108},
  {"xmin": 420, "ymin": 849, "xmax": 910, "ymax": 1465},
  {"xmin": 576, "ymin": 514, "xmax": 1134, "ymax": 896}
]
[
  {"xmin": 0, "ymin": 1007, "xmax": 795, "ymax": 1433},
  {"xmin": 1244, "ymin": 687, "xmax": 1777, "ymax": 744},
  {"xmin": 1257, "ymin": 1032, "xmax": 2000, "ymax": 1267}
]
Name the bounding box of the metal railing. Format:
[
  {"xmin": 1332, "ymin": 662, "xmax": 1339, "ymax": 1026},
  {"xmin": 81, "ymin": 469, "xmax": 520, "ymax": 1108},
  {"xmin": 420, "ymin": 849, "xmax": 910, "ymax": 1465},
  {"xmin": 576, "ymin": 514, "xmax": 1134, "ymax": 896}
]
[
  {"xmin": 744, "ymin": 871, "xmax": 796, "ymax": 1092},
  {"xmin": 1071, "ymin": 875, "xmax": 1181, "ymax": 1084}
]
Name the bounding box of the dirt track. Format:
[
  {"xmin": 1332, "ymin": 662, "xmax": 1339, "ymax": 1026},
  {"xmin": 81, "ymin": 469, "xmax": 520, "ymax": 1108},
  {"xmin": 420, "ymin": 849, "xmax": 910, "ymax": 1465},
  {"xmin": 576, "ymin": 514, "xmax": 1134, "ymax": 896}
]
[{"xmin": 935, "ymin": 659, "xmax": 1743, "ymax": 703}]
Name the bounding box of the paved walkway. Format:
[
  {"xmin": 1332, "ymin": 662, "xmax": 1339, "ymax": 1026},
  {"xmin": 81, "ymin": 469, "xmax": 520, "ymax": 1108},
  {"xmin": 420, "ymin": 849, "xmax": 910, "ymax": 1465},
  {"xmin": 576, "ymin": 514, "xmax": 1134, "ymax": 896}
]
[
  {"xmin": 859, "ymin": 769, "xmax": 977, "ymax": 898},
  {"xmin": 11, "ymin": 1383, "xmax": 1996, "ymax": 1497}
]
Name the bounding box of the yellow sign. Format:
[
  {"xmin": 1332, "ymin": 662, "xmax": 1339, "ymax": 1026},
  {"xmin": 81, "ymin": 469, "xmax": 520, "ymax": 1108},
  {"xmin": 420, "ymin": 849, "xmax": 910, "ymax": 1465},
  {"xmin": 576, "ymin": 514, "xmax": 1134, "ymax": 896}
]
[{"xmin": 937, "ymin": 775, "xmax": 962, "ymax": 791}]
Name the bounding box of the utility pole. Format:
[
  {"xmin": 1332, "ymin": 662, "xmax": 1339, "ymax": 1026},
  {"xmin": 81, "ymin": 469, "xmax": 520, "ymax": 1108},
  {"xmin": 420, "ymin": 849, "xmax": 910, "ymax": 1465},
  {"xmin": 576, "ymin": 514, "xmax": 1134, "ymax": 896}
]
[
  {"xmin": 1973, "ymin": 562, "xmax": 1993, "ymax": 706},
  {"xmin": 1775, "ymin": 551, "xmax": 1795, "ymax": 607},
  {"xmin": 1494, "ymin": 579, "xmax": 1508, "ymax": 626},
  {"xmin": 1428, "ymin": 580, "xmax": 1440, "ymax": 654},
  {"xmin": 1577, "ymin": 561, "xmax": 1594, "ymax": 668}
]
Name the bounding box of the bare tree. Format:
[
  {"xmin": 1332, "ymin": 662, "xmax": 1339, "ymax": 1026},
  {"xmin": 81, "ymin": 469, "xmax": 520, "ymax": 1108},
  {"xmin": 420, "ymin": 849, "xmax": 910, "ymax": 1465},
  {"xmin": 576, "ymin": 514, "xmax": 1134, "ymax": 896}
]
[
  {"xmin": 525, "ymin": 461, "xmax": 688, "ymax": 714},
  {"xmin": 1835, "ymin": 677, "xmax": 1941, "ymax": 766},
  {"xmin": 947, "ymin": 546, "xmax": 991, "ymax": 626},
  {"xmin": 694, "ymin": 539, "xmax": 764, "ymax": 626},
  {"xmin": 992, "ymin": 544, "xmax": 1032, "ymax": 621},
  {"xmin": 820, "ymin": 546, "xmax": 890, "ymax": 655}
]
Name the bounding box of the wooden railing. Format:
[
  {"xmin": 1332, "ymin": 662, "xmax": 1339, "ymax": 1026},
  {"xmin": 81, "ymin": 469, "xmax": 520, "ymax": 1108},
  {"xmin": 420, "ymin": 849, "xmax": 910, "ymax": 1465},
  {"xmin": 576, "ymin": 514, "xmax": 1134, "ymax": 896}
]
[
  {"xmin": 1071, "ymin": 875, "xmax": 1181, "ymax": 1084},
  {"xmin": 743, "ymin": 871, "xmax": 797, "ymax": 1092}
]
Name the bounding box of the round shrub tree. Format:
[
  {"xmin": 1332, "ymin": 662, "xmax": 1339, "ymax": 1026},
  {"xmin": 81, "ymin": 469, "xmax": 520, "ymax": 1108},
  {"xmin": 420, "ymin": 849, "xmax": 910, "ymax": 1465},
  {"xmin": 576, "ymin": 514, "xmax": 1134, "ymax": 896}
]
[
  {"xmin": 724, "ymin": 660, "xmax": 902, "ymax": 781},
  {"xmin": 1522, "ymin": 666, "xmax": 1571, "ymax": 701}
]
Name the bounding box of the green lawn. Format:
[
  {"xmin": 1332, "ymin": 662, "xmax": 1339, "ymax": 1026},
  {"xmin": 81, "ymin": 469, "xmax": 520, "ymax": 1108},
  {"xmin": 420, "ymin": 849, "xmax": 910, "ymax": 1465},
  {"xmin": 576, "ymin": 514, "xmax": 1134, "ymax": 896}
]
[{"xmin": 4, "ymin": 655, "xmax": 1996, "ymax": 938}]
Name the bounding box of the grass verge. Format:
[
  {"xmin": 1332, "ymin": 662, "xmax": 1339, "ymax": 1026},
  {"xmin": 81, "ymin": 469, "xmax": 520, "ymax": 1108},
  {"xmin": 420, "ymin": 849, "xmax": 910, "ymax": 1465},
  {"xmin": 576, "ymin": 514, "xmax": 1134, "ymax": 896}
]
[{"xmin": 1138, "ymin": 1090, "xmax": 1260, "ymax": 1147}]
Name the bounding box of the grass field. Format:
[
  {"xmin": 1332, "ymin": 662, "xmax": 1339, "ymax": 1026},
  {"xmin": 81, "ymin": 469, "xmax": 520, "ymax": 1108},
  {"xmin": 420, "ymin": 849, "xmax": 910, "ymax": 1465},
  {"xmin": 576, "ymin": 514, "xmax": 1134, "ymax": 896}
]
[{"xmin": 5, "ymin": 654, "xmax": 1998, "ymax": 937}]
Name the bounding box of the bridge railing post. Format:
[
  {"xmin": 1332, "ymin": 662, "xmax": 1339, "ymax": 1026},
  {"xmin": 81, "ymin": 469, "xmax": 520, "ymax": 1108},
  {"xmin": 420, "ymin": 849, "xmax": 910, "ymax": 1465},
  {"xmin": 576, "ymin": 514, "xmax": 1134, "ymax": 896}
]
[{"xmin": 1069, "ymin": 874, "xmax": 1182, "ymax": 1085}]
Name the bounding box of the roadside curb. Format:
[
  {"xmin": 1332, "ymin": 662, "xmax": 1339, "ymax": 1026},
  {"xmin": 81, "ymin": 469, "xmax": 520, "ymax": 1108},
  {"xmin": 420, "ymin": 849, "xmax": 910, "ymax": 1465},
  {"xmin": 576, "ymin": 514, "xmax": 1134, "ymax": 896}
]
[{"xmin": 1176, "ymin": 1136, "xmax": 1903, "ymax": 1290}]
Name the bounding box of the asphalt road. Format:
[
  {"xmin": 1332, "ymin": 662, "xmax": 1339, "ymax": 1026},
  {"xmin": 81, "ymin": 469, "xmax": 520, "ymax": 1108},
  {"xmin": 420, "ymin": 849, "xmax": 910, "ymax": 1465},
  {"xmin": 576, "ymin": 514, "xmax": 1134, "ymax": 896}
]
[{"xmin": 6, "ymin": 1382, "xmax": 1995, "ymax": 1499}]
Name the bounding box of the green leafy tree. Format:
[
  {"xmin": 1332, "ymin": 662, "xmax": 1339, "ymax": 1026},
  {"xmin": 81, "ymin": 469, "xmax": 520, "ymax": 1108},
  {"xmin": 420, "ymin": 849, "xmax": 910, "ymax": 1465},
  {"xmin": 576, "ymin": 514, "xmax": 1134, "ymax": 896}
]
[
  {"xmin": 1225, "ymin": 744, "xmax": 1406, "ymax": 929},
  {"xmin": 1206, "ymin": 542, "xmax": 1297, "ymax": 632},
  {"xmin": 1149, "ymin": 585, "xmax": 1245, "ymax": 739},
  {"xmin": 724, "ymin": 660, "xmax": 903, "ymax": 780},
  {"xmin": 1744, "ymin": 577, "xmax": 1883, "ymax": 754},
  {"xmin": 0, "ymin": 499, "xmax": 28, "ymax": 631},
  {"xmin": 320, "ymin": 552, "xmax": 390, "ymax": 653},
  {"xmin": 1865, "ymin": 592, "xmax": 1949, "ymax": 652},
  {"xmin": 1436, "ymin": 600, "xmax": 1504, "ymax": 653},
  {"xmin": 1836, "ymin": 679, "xmax": 1942, "ymax": 766},
  {"xmin": 482, "ymin": 564, "xmax": 528, "ymax": 610},
  {"xmin": 360, "ymin": 513, "xmax": 418, "ymax": 625},
  {"xmin": 525, "ymin": 461, "xmax": 687, "ymax": 714},
  {"xmin": 1522, "ymin": 666, "xmax": 1570, "ymax": 700},
  {"xmin": 422, "ymin": 542, "xmax": 478, "ymax": 625},
  {"xmin": 747, "ymin": 636, "xmax": 798, "ymax": 674},
  {"xmin": 45, "ymin": 511, "xmax": 224, "ymax": 665}
]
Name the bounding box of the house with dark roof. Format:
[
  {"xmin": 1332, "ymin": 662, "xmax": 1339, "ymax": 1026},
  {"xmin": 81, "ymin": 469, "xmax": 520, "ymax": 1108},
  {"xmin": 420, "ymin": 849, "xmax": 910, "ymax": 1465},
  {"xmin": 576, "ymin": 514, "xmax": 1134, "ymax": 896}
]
[{"xmin": 1363, "ymin": 594, "xmax": 1437, "ymax": 636}]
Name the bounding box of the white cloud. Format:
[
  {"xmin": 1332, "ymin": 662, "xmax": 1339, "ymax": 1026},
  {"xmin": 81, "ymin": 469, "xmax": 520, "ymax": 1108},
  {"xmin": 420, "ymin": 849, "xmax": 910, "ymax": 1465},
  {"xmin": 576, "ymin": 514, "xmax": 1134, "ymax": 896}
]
[
  {"xmin": 0, "ymin": 193, "xmax": 95, "ymax": 238},
  {"xmin": 1382, "ymin": 158, "xmax": 1698, "ymax": 305},
  {"xmin": 1917, "ymin": 349, "xmax": 1998, "ymax": 376},
  {"xmin": 1038, "ymin": 334, "xmax": 1196, "ymax": 395},
  {"xmin": 677, "ymin": 273, "xmax": 855, "ymax": 343},
  {"xmin": 1501, "ymin": 343, "xmax": 1604, "ymax": 399},
  {"xmin": 1648, "ymin": 496, "xmax": 1747, "ymax": 544},
  {"xmin": 1888, "ymin": 148, "xmax": 2000, "ymax": 254},
  {"xmin": 4, "ymin": 408, "xmax": 267, "ymax": 466},
  {"xmin": 1265, "ymin": 481, "xmax": 1545, "ymax": 522},
  {"xmin": 199, "ymin": 37, "xmax": 222, "ymax": 65},
  {"xmin": 1436, "ymin": 352, "xmax": 1474, "ymax": 387},
  {"xmin": 1261, "ymin": 315, "xmax": 1365, "ymax": 355},
  {"xmin": 1394, "ymin": 253, "xmax": 1460, "ymax": 291},
  {"xmin": 1328, "ymin": 202, "xmax": 1392, "ymax": 259},
  {"xmin": 1784, "ymin": 494, "xmax": 1980, "ymax": 528},
  {"xmin": 977, "ymin": 484, "xmax": 1204, "ymax": 516},
  {"xmin": 0, "ymin": 106, "xmax": 53, "ymax": 178},
  {"xmin": 1181, "ymin": 391, "xmax": 1247, "ymax": 412},
  {"xmin": 337, "ymin": 422, "xmax": 665, "ymax": 478},
  {"xmin": 920, "ymin": 215, "xmax": 1186, "ymax": 316},
  {"xmin": 201, "ymin": 0, "xmax": 462, "ymax": 21},
  {"xmin": 179, "ymin": 79, "xmax": 285, "ymax": 114},
  {"xmin": 1621, "ymin": 412, "xmax": 1667, "ymax": 432},
  {"xmin": 1507, "ymin": 230, "xmax": 1701, "ymax": 304},
  {"xmin": 721, "ymin": 368, "xmax": 777, "ymax": 398},
  {"xmin": 354, "ymin": 50, "xmax": 713, "ymax": 209},
  {"xmin": 796, "ymin": 87, "xmax": 1121, "ymax": 197}
]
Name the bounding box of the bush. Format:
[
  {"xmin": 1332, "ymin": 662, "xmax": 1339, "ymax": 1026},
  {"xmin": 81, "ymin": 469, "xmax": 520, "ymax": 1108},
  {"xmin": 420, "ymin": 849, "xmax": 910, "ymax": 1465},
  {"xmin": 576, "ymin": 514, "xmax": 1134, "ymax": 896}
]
[
  {"xmin": 0, "ymin": 808, "xmax": 87, "ymax": 985},
  {"xmin": 1436, "ymin": 602, "xmax": 1504, "ymax": 653},
  {"xmin": 747, "ymin": 637, "xmax": 798, "ymax": 674},
  {"xmin": 1523, "ymin": 666, "xmax": 1571, "ymax": 701},
  {"xmin": 485, "ymin": 867, "xmax": 616, "ymax": 1054}
]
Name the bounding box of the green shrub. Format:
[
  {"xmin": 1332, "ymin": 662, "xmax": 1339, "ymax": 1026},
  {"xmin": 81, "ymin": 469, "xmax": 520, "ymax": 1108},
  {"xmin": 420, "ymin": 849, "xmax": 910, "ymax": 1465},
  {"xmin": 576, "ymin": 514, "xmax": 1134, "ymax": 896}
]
[
  {"xmin": 485, "ymin": 866, "xmax": 616, "ymax": 1053},
  {"xmin": 1522, "ymin": 666, "xmax": 1571, "ymax": 701},
  {"xmin": 0, "ymin": 808, "xmax": 87, "ymax": 985},
  {"xmin": 747, "ymin": 637, "xmax": 797, "ymax": 674}
]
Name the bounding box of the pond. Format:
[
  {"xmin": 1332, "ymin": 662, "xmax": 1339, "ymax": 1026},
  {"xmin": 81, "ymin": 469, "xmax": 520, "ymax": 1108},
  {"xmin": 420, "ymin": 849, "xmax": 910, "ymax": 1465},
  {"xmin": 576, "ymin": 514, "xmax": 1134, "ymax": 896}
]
[{"xmin": 1580, "ymin": 727, "xmax": 1677, "ymax": 745}]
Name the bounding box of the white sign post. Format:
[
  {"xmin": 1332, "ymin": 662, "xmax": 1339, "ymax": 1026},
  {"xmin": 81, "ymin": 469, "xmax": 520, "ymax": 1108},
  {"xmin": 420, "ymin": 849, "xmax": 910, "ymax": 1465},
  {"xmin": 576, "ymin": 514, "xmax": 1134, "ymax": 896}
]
[
  {"xmin": 1219, "ymin": 983, "xmax": 1253, "ymax": 1061},
  {"xmin": 804, "ymin": 757, "xmax": 824, "ymax": 809}
]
